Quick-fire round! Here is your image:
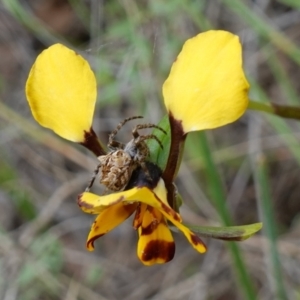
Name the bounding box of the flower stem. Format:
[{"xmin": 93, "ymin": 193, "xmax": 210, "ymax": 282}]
[{"xmin": 249, "ymin": 100, "xmax": 300, "ymax": 120}]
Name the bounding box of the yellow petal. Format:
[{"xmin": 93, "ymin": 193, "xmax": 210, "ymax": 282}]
[
  {"xmin": 78, "ymin": 179, "xmax": 181, "ymax": 222},
  {"xmin": 86, "ymin": 202, "xmax": 137, "ymax": 251},
  {"xmin": 26, "ymin": 44, "xmax": 97, "ymax": 142},
  {"xmin": 163, "ymin": 30, "xmax": 249, "ymax": 133},
  {"xmin": 137, "ymin": 207, "xmax": 175, "ymax": 265}
]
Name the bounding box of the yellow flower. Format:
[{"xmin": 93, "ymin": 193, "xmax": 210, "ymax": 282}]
[
  {"xmin": 78, "ymin": 163, "xmax": 206, "ymax": 265},
  {"xmin": 25, "ymin": 30, "xmax": 254, "ymax": 265}
]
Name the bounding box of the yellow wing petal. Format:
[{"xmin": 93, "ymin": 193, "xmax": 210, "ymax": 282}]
[
  {"xmin": 26, "ymin": 44, "xmax": 97, "ymax": 142},
  {"xmin": 163, "ymin": 30, "xmax": 249, "ymax": 133},
  {"xmin": 137, "ymin": 207, "xmax": 175, "ymax": 265}
]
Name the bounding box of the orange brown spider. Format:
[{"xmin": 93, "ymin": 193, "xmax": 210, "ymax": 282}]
[{"xmin": 85, "ymin": 116, "xmax": 166, "ymax": 192}]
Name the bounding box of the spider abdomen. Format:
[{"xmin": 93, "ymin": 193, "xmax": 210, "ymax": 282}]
[{"xmin": 98, "ymin": 150, "xmax": 136, "ymax": 191}]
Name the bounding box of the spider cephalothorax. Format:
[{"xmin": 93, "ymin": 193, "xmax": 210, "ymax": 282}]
[{"xmin": 86, "ymin": 116, "xmax": 166, "ymax": 192}]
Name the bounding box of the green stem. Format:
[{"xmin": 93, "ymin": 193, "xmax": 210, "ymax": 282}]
[
  {"xmin": 249, "ymin": 100, "xmax": 300, "ymax": 121},
  {"xmin": 197, "ymin": 131, "xmax": 256, "ymax": 300}
]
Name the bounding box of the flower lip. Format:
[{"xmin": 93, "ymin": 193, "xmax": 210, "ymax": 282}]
[{"xmin": 140, "ymin": 238, "xmax": 175, "ymax": 264}]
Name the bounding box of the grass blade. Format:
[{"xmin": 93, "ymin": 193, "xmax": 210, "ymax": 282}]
[
  {"xmin": 252, "ymin": 154, "xmax": 288, "ymax": 299},
  {"xmin": 195, "ymin": 131, "xmax": 256, "ymax": 300}
]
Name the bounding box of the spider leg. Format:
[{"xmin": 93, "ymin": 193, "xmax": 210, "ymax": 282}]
[
  {"xmin": 85, "ymin": 162, "xmax": 101, "ymax": 192},
  {"xmin": 139, "ymin": 134, "xmax": 164, "ymax": 149},
  {"xmin": 108, "ymin": 116, "xmax": 143, "ymax": 148},
  {"xmin": 108, "ymin": 140, "xmax": 125, "ymax": 150},
  {"xmin": 132, "ymin": 123, "xmax": 167, "ymax": 139}
]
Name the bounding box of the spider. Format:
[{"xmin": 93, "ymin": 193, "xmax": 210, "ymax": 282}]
[{"xmin": 85, "ymin": 116, "xmax": 166, "ymax": 192}]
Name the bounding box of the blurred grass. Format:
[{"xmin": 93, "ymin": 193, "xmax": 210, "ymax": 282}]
[
  {"xmin": 254, "ymin": 154, "xmax": 288, "ymax": 299},
  {"xmin": 1, "ymin": 0, "xmax": 300, "ymax": 299},
  {"xmin": 191, "ymin": 131, "xmax": 256, "ymax": 299},
  {"xmin": 0, "ymin": 160, "xmax": 36, "ymax": 221}
]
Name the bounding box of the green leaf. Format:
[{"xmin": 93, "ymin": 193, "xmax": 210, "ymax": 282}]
[
  {"xmin": 174, "ymin": 190, "xmax": 183, "ymax": 211},
  {"xmin": 146, "ymin": 114, "xmax": 171, "ymax": 170},
  {"xmin": 184, "ymin": 222, "xmax": 262, "ymax": 241},
  {"xmin": 277, "ymin": 0, "xmax": 300, "ymax": 9}
]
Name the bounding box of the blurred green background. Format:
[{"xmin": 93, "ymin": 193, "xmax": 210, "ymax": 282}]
[{"xmin": 1, "ymin": 0, "xmax": 300, "ymax": 299}]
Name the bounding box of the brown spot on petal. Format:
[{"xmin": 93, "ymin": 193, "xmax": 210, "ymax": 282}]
[
  {"xmin": 91, "ymin": 224, "xmax": 101, "ymax": 233},
  {"xmin": 108, "ymin": 196, "xmax": 126, "ymax": 206},
  {"xmin": 78, "ymin": 194, "xmax": 126, "ymax": 213},
  {"xmin": 77, "ymin": 194, "xmax": 94, "ymax": 210},
  {"xmin": 141, "ymin": 240, "xmax": 175, "ymax": 263},
  {"xmin": 141, "ymin": 223, "xmax": 159, "ymax": 236},
  {"xmin": 153, "ymin": 193, "xmax": 181, "ymax": 222},
  {"xmin": 124, "ymin": 202, "xmax": 139, "ymax": 213},
  {"xmin": 87, "ymin": 234, "xmax": 104, "ymax": 250},
  {"xmin": 191, "ymin": 233, "xmax": 206, "ymax": 248},
  {"xmin": 81, "ymin": 127, "xmax": 107, "ymax": 156},
  {"xmin": 133, "ymin": 204, "xmax": 142, "ymax": 229}
]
